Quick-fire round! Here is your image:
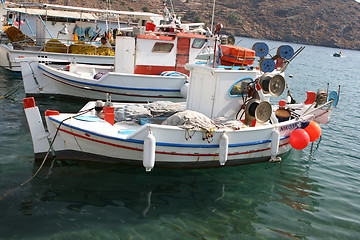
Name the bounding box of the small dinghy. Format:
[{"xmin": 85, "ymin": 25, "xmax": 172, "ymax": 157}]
[
  {"xmin": 333, "ymin": 52, "xmax": 342, "ymax": 57},
  {"xmin": 23, "ymin": 40, "xmax": 339, "ymax": 171}
]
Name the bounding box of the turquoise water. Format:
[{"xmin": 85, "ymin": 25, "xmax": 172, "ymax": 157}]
[{"xmin": 1, "ymin": 38, "xmax": 359, "ymax": 239}]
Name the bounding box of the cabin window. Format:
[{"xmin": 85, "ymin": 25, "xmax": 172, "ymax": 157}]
[
  {"xmin": 228, "ymin": 77, "xmax": 254, "ymax": 97},
  {"xmin": 192, "ymin": 39, "xmax": 206, "ymax": 49},
  {"xmin": 152, "ymin": 42, "xmax": 174, "ymax": 53}
]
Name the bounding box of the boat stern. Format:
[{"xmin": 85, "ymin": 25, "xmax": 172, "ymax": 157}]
[{"xmin": 23, "ymin": 97, "xmax": 52, "ymax": 159}]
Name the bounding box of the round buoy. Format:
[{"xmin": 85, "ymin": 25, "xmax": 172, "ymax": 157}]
[
  {"xmin": 302, "ymin": 121, "xmax": 321, "ymax": 142},
  {"xmin": 289, "ymin": 128, "xmax": 310, "ymax": 150},
  {"xmin": 180, "ymin": 81, "xmax": 189, "ymax": 98}
]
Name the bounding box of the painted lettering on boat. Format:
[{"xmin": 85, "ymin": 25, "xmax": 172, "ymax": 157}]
[{"xmin": 279, "ymin": 123, "xmax": 298, "ymax": 132}]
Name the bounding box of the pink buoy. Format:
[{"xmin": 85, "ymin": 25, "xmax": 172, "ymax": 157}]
[
  {"xmin": 289, "ymin": 128, "xmax": 310, "ymax": 150},
  {"xmin": 14, "ymin": 21, "xmax": 19, "ymax": 26},
  {"xmin": 20, "ymin": 20, "xmax": 24, "ymax": 25},
  {"xmin": 304, "ymin": 121, "xmax": 321, "ymax": 142}
]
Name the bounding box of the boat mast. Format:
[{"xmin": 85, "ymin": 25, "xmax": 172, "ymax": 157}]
[{"xmin": 210, "ymin": 0, "xmax": 216, "ymax": 33}]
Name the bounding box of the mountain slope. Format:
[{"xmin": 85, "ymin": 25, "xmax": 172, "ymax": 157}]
[{"xmin": 16, "ymin": 0, "xmax": 360, "ymax": 50}]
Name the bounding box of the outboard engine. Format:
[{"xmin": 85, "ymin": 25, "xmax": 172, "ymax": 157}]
[{"xmin": 315, "ymin": 89, "xmax": 327, "ymax": 106}]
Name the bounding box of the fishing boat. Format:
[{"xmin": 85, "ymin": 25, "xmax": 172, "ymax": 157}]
[
  {"xmin": 333, "ymin": 52, "xmax": 342, "ymax": 57},
  {"xmin": 19, "ymin": 31, "xmax": 209, "ymax": 102},
  {"xmin": 23, "ymin": 40, "xmax": 340, "ymax": 171},
  {"xmin": 1, "ymin": 1, "xmax": 206, "ymax": 72}
]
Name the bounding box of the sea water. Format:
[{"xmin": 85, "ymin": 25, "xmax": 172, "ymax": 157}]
[{"xmin": 0, "ymin": 38, "xmax": 359, "ymax": 239}]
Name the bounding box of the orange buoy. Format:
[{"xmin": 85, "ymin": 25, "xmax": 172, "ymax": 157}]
[
  {"xmin": 220, "ymin": 45, "xmax": 255, "ymax": 66},
  {"xmin": 302, "ymin": 121, "xmax": 321, "ymax": 142},
  {"xmin": 290, "ymin": 128, "xmax": 310, "ymax": 150}
]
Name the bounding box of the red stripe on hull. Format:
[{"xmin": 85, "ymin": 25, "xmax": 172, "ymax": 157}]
[{"xmin": 57, "ymin": 126, "xmax": 290, "ymax": 157}]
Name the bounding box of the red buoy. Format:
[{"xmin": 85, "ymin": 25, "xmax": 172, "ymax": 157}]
[
  {"xmin": 290, "ymin": 128, "xmax": 310, "ymax": 150},
  {"xmin": 304, "ymin": 121, "xmax": 321, "ymax": 142}
]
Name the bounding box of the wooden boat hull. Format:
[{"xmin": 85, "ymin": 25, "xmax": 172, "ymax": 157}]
[
  {"xmin": 40, "ymin": 113, "xmax": 297, "ymax": 167},
  {"xmin": 21, "ymin": 61, "xmax": 187, "ymax": 102}
]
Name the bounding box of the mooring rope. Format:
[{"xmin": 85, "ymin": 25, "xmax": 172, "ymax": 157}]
[
  {"xmin": 0, "ymin": 107, "xmax": 95, "ymax": 200},
  {"xmin": 0, "ymin": 81, "xmax": 23, "ymax": 99}
]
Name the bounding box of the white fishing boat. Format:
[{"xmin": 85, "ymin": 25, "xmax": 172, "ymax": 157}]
[
  {"xmin": 19, "ymin": 31, "xmax": 208, "ymax": 102},
  {"xmin": 23, "ymin": 41, "xmax": 339, "ymax": 171},
  {"xmin": 1, "ymin": 1, "xmax": 206, "ymax": 72}
]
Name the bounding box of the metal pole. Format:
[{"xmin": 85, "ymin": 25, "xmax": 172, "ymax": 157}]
[{"xmin": 210, "ymin": 0, "xmax": 216, "ymax": 33}]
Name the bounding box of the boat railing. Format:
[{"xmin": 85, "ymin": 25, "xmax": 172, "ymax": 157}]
[{"xmin": 1, "ymin": 36, "xmax": 114, "ymax": 55}]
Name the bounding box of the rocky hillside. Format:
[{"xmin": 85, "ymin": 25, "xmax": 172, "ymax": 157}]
[{"xmin": 17, "ymin": 0, "xmax": 360, "ymax": 50}]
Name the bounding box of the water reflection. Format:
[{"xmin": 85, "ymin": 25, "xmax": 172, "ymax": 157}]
[{"xmin": 10, "ymin": 156, "xmax": 322, "ymax": 239}]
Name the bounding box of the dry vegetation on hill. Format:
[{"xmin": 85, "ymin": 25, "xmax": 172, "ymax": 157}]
[{"xmin": 16, "ymin": 0, "xmax": 360, "ymax": 50}]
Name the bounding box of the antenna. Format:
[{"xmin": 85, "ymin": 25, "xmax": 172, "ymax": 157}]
[{"xmin": 210, "ymin": 0, "xmax": 216, "ymax": 33}]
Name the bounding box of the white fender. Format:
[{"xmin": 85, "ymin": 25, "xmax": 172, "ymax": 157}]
[
  {"xmin": 270, "ymin": 128, "xmax": 281, "ymax": 162},
  {"xmin": 23, "ymin": 97, "xmax": 51, "ymax": 159},
  {"xmin": 180, "ymin": 81, "xmax": 189, "ymax": 98},
  {"xmin": 219, "ymin": 132, "xmax": 229, "ymax": 165},
  {"xmin": 143, "ymin": 130, "xmax": 156, "ymax": 172}
]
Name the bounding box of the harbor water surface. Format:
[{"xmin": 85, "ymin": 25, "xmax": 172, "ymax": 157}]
[{"xmin": 0, "ymin": 38, "xmax": 359, "ymax": 239}]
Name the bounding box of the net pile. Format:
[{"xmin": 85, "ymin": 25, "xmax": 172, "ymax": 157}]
[
  {"xmin": 114, "ymin": 101, "xmax": 247, "ymax": 131},
  {"xmin": 42, "ymin": 39, "xmax": 67, "ymax": 53},
  {"xmin": 115, "ymin": 101, "xmax": 185, "ymax": 122},
  {"xmin": 69, "ymin": 41, "xmax": 96, "ymax": 55},
  {"xmin": 96, "ymin": 46, "xmax": 115, "ymax": 56},
  {"xmin": 3, "ymin": 26, "xmax": 35, "ymax": 45},
  {"xmin": 212, "ymin": 117, "xmax": 246, "ymax": 130},
  {"xmin": 162, "ymin": 110, "xmax": 216, "ymax": 131}
]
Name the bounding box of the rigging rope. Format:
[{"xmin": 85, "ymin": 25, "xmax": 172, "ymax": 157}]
[{"xmin": 0, "ymin": 107, "xmax": 94, "ymax": 200}]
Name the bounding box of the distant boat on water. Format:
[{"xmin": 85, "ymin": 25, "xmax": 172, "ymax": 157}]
[{"xmin": 333, "ymin": 52, "xmax": 342, "ymax": 57}]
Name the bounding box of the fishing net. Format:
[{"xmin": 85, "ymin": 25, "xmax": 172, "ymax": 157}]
[
  {"xmin": 114, "ymin": 101, "xmax": 185, "ymax": 122},
  {"xmin": 96, "ymin": 46, "xmax": 115, "ymax": 56},
  {"xmin": 42, "ymin": 39, "xmax": 67, "ymax": 53},
  {"xmin": 3, "ymin": 26, "xmax": 35, "ymax": 45},
  {"xmin": 147, "ymin": 101, "xmax": 185, "ymax": 117},
  {"xmin": 69, "ymin": 41, "xmax": 96, "ymax": 55},
  {"xmin": 115, "ymin": 104, "xmax": 152, "ymax": 122},
  {"xmin": 213, "ymin": 116, "xmax": 246, "ymax": 130},
  {"xmin": 162, "ymin": 110, "xmax": 216, "ymax": 131}
]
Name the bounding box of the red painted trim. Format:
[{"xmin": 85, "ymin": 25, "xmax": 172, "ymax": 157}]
[
  {"xmin": 176, "ymin": 33, "xmax": 208, "ymax": 39},
  {"xmin": 45, "ymin": 110, "xmax": 60, "ymax": 116},
  {"xmin": 57, "ymin": 126, "xmax": 290, "ymax": 157},
  {"xmin": 60, "ymin": 128, "xmax": 144, "ymax": 152},
  {"xmin": 134, "ymin": 65, "xmax": 179, "ymax": 75},
  {"xmin": 176, "ymin": 37, "xmax": 190, "ymax": 75},
  {"xmin": 137, "ymin": 35, "xmax": 175, "ymax": 41},
  {"xmin": 23, "ymin": 97, "xmax": 35, "ymax": 109}
]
